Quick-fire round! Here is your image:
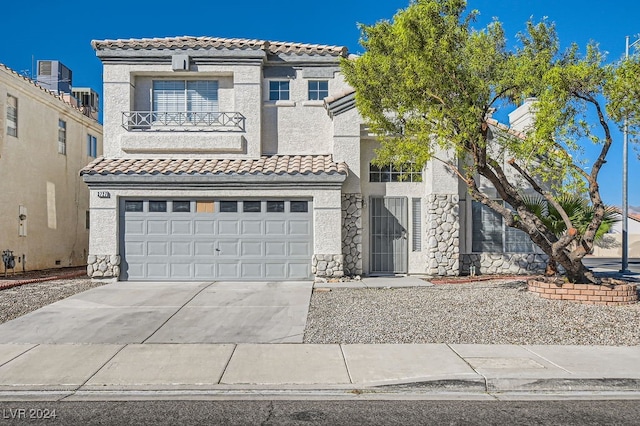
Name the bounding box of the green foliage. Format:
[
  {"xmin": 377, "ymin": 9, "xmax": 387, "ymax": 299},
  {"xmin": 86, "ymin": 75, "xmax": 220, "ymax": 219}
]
[
  {"xmin": 342, "ymin": 0, "xmax": 640, "ymax": 282},
  {"xmin": 521, "ymin": 194, "xmax": 619, "ymax": 241}
]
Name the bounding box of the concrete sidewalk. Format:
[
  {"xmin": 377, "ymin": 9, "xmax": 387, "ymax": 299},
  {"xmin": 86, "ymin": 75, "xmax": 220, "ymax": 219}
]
[{"xmin": 1, "ymin": 343, "xmax": 640, "ymax": 400}]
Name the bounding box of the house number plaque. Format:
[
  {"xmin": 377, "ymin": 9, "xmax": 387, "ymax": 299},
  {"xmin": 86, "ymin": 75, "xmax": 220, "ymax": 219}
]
[{"xmin": 97, "ymin": 191, "xmax": 111, "ymax": 198}]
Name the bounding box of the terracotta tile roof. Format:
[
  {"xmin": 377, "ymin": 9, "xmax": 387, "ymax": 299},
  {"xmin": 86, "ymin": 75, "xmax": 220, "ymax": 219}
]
[
  {"xmin": 81, "ymin": 155, "xmax": 348, "ymax": 176},
  {"xmin": 91, "ymin": 36, "xmax": 348, "ymax": 56}
]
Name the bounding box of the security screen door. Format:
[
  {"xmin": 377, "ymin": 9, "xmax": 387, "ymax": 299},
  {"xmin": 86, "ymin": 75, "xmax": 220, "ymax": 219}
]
[{"xmin": 369, "ymin": 197, "xmax": 408, "ymax": 274}]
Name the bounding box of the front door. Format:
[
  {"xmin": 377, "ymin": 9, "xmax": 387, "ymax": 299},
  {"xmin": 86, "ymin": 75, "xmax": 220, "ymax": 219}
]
[{"xmin": 369, "ymin": 197, "xmax": 408, "ymax": 274}]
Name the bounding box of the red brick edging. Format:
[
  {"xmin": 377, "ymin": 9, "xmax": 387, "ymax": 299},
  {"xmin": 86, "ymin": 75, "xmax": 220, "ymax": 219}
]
[
  {"xmin": 528, "ymin": 279, "xmax": 638, "ymax": 305},
  {"xmin": 0, "ymin": 271, "xmax": 87, "ymax": 291}
]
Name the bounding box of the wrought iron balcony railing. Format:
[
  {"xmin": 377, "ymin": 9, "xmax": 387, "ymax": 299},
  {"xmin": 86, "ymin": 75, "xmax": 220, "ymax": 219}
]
[{"xmin": 122, "ymin": 111, "xmax": 245, "ymax": 131}]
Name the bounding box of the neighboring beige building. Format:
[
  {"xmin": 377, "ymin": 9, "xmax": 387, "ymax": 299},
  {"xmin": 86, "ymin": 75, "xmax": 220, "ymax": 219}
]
[
  {"xmin": 82, "ymin": 36, "xmax": 545, "ymax": 281},
  {"xmin": 591, "ymin": 212, "xmax": 640, "ymax": 258},
  {"xmin": 0, "ymin": 63, "xmax": 102, "ymax": 272}
]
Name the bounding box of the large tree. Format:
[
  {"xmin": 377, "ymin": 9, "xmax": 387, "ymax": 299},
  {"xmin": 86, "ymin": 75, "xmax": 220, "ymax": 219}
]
[{"xmin": 342, "ymin": 0, "xmax": 640, "ymax": 283}]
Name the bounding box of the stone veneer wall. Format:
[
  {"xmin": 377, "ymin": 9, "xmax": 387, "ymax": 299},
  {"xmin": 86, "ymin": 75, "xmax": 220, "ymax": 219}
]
[
  {"xmin": 87, "ymin": 254, "xmax": 120, "ymax": 278},
  {"xmin": 342, "ymin": 194, "xmax": 363, "ymax": 276},
  {"xmin": 460, "ymin": 253, "xmax": 547, "ymax": 275},
  {"xmin": 426, "ymin": 194, "xmax": 459, "ymax": 276},
  {"xmin": 312, "ymin": 254, "xmax": 344, "ymax": 278}
]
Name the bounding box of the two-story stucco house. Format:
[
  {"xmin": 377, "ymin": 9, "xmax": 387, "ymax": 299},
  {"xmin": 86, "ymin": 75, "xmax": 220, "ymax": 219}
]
[
  {"xmin": 81, "ymin": 36, "xmax": 546, "ymax": 281},
  {"xmin": 1, "ymin": 62, "xmax": 102, "ymax": 272}
]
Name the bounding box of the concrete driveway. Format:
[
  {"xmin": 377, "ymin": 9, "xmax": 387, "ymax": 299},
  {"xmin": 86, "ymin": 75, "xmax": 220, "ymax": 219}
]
[{"xmin": 0, "ymin": 281, "xmax": 313, "ymax": 344}]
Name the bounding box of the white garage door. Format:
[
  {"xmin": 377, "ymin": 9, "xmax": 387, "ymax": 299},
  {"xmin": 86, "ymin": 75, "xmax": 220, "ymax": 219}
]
[{"xmin": 120, "ymin": 199, "xmax": 313, "ymax": 281}]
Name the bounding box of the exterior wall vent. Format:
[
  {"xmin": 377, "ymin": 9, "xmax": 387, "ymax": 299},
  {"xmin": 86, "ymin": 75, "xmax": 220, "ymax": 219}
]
[{"xmin": 172, "ymin": 54, "xmax": 190, "ymax": 71}]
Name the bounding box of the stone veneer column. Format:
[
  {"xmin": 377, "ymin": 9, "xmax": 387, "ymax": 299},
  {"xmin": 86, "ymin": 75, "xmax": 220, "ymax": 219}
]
[
  {"xmin": 312, "ymin": 254, "xmax": 344, "ymax": 278},
  {"xmin": 87, "ymin": 254, "xmax": 120, "ymax": 278},
  {"xmin": 426, "ymin": 194, "xmax": 460, "ymax": 276},
  {"xmin": 341, "ymin": 194, "xmax": 363, "ymax": 276}
]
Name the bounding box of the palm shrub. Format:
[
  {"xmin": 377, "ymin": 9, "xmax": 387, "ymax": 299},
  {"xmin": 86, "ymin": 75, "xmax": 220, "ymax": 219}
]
[{"xmin": 521, "ymin": 194, "xmax": 619, "ymax": 275}]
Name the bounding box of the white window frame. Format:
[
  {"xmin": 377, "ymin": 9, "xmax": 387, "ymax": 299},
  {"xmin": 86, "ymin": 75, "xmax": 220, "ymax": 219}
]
[
  {"xmin": 151, "ymin": 80, "xmax": 219, "ymax": 124},
  {"xmin": 58, "ymin": 119, "xmax": 66, "ymax": 155},
  {"xmin": 87, "ymin": 134, "xmax": 97, "ymax": 157},
  {"xmin": 7, "ymin": 94, "xmax": 17, "ymax": 137},
  {"xmin": 269, "ymin": 80, "xmax": 290, "ymax": 101},
  {"xmin": 307, "ymin": 80, "xmax": 328, "ymax": 100}
]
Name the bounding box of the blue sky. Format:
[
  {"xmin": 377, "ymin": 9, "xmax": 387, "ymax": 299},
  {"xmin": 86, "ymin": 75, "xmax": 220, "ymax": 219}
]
[{"xmin": 2, "ymin": 0, "xmax": 639, "ymax": 209}]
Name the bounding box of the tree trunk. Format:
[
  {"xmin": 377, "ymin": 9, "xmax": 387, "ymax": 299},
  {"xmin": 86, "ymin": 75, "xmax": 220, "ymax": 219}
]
[
  {"xmin": 544, "ymin": 258, "xmax": 559, "ymax": 276},
  {"xmin": 556, "ymin": 254, "xmax": 599, "ymax": 284}
]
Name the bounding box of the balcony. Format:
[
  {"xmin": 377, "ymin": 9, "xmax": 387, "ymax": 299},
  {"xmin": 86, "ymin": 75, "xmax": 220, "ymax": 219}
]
[{"xmin": 122, "ymin": 111, "xmax": 245, "ymax": 132}]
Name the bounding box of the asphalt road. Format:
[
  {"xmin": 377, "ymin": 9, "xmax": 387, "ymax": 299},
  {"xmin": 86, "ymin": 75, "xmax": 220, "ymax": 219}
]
[
  {"xmin": 2, "ymin": 400, "xmax": 640, "ymax": 425},
  {"xmin": 582, "ymin": 257, "xmax": 640, "ymax": 274}
]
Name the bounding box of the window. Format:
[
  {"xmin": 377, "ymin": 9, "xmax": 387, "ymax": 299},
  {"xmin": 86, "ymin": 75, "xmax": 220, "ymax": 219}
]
[
  {"xmin": 269, "ymin": 81, "xmax": 290, "ymax": 101},
  {"xmin": 58, "ymin": 119, "xmax": 66, "ymax": 155},
  {"xmin": 290, "ymin": 201, "xmax": 308, "ymax": 213},
  {"xmin": 86, "ymin": 210, "xmax": 90, "ymax": 230},
  {"xmin": 308, "ymin": 80, "xmax": 328, "ymax": 100},
  {"xmin": 369, "ymin": 163, "xmax": 422, "ymax": 182},
  {"xmin": 152, "ymin": 80, "xmax": 219, "ymax": 122},
  {"xmin": 149, "ymin": 201, "xmax": 167, "ymax": 212},
  {"xmin": 267, "ymin": 201, "xmax": 285, "ymax": 212},
  {"xmin": 243, "ymin": 201, "xmax": 261, "ymax": 213},
  {"xmin": 6, "ymin": 95, "xmax": 17, "ymax": 137},
  {"xmin": 172, "ymin": 201, "xmax": 191, "ymax": 212},
  {"xmin": 87, "ymin": 134, "xmax": 97, "ymax": 157},
  {"xmin": 124, "ymin": 201, "xmax": 143, "ymax": 212},
  {"xmin": 472, "ymin": 201, "xmax": 534, "ymax": 253},
  {"xmin": 219, "ymin": 201, "xmax": 238, "ymax": 213},
  {"xmin": 412, "ymin": 198, "xmax": 422, "ymax": 252}
]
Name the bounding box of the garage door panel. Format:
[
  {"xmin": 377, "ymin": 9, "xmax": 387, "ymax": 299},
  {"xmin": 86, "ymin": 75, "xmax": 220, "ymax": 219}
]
[
  {"xmin": 125, "ymin": 220, "xmax": 145, "ymax": 235},
  {"xmin": 288, "ymin": 263, "xmax": 311, "ymax": 279},
  {"xmin": 289, "ymin": 220, "xmax": 311, "ymax": 235},
  {"xmin": 194, "ymin": 263, "xmax": 215, "ymax": 278},
  {"xmin": 171, "ymin": 220, "xmax": 193, "ymax": 235},
  {"xmin": 146, "ymin": 263, "xmax": 169, "ymax": 278},
  {"xmin": 195, "ymin": 220, "xmax": 215, "ymax": 234},
  {"xmin": 171, "ymin": 241, "xmax": 191, "ymax": 256},
  {"xmin": 265, "ymin": 241, "xmax": 286, "ymax": 256},
  {"xmin": 241, "ymin": 263, "xmax": 263, "ymax": 278},
  {"xmin": 125, "ymin": 241, "xmax": 145, "ymax": 256},
  {"xmin": 147, "ymin": 220, "xmax": 169, "ymax": 235},
  {"xmin": 218, "ymin": 262, "xmax": 240, "ymax": 279},
  {"xmin": 265, "ymin": 263, "xmax": 286, "ymax": 278},
  {"xmin": 218, "ymin": 240, "xmax": 239, "ymax": 256},
  {"xmin": 266, "ymin": 220, "xmax": 286, "ymax": 235},
  {"xmin": 125, "ymin": 263, "xmax": 145, "ymax": 279},
  {"xmin": 147, "ymin": 241, "xmax": 168, "ymax": 256},
  {"xmin": 241, "ymin": 220, "xmax": 263, "ymax": 234},
  {"xmin": 194, "ymin": 241, "xmax": 215, "ymax": 256},
  {"xmin": 218, "ymin": 220, "xmax": 239, "ymax": 235},
  {"xmin": 289, "ymin": 241, "xmax": 311, "ymax": 256},
  {"xmin": 171, "ymin": 263, "xmax": 192, "ymax": 279},
  {"xmin": 241, "ymin": 241, "xmax": 262, "ymax": 256}
]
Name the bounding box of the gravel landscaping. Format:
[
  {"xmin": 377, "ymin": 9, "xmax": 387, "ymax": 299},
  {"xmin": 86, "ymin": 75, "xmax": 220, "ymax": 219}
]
[
  {"xmin": 303, "ymin": 279, "xmax": 640, "ymax": 346},
  {"xmin": 1, "ymin": 274, "xmax": 639, "ymax": 346},
  {"xmin": 0, "ymin": 276, "xmax": 106, "ymax": 324}
]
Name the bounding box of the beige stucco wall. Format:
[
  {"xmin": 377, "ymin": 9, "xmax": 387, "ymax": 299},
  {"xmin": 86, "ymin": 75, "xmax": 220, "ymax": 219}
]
[{"xmin": 0, "ymin": 67, "xmax": 103, "ymax": 271}]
